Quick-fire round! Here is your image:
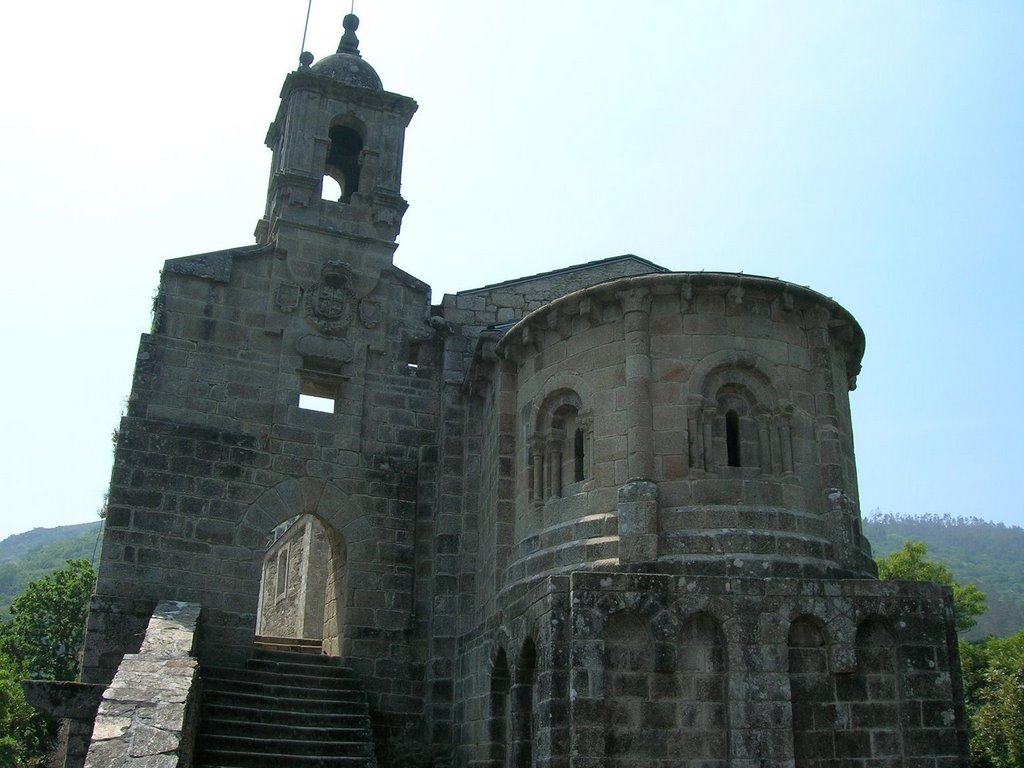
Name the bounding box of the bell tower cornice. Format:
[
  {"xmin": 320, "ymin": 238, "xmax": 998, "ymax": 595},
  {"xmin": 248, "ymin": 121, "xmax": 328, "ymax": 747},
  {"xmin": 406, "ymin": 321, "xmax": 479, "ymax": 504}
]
[{"xmin": 266, "ymin": 72, "xmax": 418, "ymax": 143}]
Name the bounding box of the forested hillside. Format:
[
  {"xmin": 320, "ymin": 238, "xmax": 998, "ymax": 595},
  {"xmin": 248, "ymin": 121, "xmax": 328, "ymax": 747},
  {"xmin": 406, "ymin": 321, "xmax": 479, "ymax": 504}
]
[
  {"xmin": 1, "ymin": 515, "xmax": 1021, "ymax": 638},
  {"xmin": 0, "ymin": 522, "xmax": 102, "ymax": 617},
  {"xmin": 865, "ymin": 513, "xmax": 1024, "ymax": 639}
]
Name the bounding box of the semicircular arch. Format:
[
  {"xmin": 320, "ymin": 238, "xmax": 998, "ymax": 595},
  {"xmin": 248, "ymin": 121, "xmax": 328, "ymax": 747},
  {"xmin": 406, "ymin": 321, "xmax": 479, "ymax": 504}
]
[{"xmin": 689, "ymin": 350, "xmax": 784, "ymax": 409}]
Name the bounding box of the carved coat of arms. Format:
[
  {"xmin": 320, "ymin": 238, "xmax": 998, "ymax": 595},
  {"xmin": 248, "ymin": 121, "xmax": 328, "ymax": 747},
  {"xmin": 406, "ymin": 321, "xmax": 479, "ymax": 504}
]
[
  {"xmin": 306, "ymin": 260, "xmax": 354, "ymax": 335},
  {"xmin": 358, "ymin": 299, "xmax": 382, "ymax": 329}
]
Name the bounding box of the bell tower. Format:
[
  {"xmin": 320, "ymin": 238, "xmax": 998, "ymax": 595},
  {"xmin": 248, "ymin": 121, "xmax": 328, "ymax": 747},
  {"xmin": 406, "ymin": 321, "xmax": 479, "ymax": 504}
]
[{"xmin": 256, "ymin": 14, "xmax": 418, "ymax": 255}]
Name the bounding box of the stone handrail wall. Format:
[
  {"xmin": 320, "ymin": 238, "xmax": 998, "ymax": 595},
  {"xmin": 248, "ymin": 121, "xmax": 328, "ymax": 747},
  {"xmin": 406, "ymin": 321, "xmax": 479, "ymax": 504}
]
[{"xmin": 83, "ymin": 601, "xmax": 201, "ymax": 768}]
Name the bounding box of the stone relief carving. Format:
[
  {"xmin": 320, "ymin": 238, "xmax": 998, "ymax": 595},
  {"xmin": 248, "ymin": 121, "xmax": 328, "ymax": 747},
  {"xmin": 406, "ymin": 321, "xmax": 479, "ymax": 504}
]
[
  {"xmin": 305, "ymin": 260, "xmax": 355, "ymax": 335},
  {"xmin": 275, "ymin": 283, "xmax": 301, "ymax": 313},
  {"xmin": 358, "ymin": 299, "xmax": 382, "ymax": 329}
]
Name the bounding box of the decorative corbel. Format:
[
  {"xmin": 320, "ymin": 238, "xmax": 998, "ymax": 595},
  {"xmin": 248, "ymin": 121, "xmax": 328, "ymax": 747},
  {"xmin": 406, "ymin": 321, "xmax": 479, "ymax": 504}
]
[
  {"xmin": 727, "ymin": 280, "xmax": 745, "ymax": 305},
  {"xmin": 679, "ymin": 278, "xmax": 694, "ymax": 314},
  {"xmin": 579, "ymin": 295, "xmax": 602, "ymax": 326}
]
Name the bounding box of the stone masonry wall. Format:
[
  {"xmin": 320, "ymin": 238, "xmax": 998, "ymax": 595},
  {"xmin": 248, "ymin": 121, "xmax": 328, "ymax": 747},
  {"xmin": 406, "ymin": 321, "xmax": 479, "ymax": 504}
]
[
  {"xmin": 566, "ymin": 572, "xmax": 967, "ymax": 768},
  {"xmin": 85, "ymin": 238, "xmax": 441, "ymax": 745},
  {"xmin": 424, "ymin": 256, "xmax": 666, "ymax": 748},
  {"xmin": 443, "ymin": 256, "xmax": 666, "ymax": 333},
  {"xmin": 495, "ymin": 273, "xmax": 872, "ymax": 580},
  {"xmin": 449, "ymin": 569, "xmax": 968, "ymax": 768},
  {"xmin": 85, "ymin": 601, "xmax": 201, "ymax": 768},
  {"xmin": 452, "ymin": 575, "xmax": 570, "ymax": 768}
]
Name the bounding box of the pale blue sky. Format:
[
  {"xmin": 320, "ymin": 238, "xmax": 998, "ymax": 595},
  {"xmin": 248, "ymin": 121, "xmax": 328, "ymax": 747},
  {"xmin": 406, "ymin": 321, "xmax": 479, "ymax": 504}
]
[{"xmin": 0, "ymin": 1, "xmax": 1021, "ymax": 542}]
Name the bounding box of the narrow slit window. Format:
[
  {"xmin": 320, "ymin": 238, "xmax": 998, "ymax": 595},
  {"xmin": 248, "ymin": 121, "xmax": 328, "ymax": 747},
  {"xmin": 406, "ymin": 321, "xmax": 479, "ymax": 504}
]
[
  {"xmin": 726, "ymin": 409, "xmax": 741, "ymax": 467},
  {"xmin": 275, "ymin": 549, "xmax": 289, "ymax": 601},
  {"xmin": 406, "ymin": 340, "xmax": 423, "ymax": 372},
  {"xmin": 574, "ymin": 428, "xmax": 585, "ymax": 482},
  {"xmin": 527, "ymin": 451, "xmax": 534, "ymax": 501}
]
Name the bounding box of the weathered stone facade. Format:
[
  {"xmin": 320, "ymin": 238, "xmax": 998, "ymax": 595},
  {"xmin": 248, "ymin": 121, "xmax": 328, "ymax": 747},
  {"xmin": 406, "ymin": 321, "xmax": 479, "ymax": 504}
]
[{"xmin": 69, "ymin": 14, "xmax": 968, "ymax": 768}]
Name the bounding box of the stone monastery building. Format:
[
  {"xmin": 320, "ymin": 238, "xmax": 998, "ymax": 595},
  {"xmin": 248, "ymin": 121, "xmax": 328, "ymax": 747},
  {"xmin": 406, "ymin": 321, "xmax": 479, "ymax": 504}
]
[{"xmin": 65, "ymin": 13, "xmax": 968, "ymax": 768}]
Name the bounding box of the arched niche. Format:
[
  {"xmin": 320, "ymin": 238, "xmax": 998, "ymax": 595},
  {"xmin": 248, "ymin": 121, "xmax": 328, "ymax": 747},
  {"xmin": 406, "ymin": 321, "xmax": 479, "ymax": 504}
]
[
  {"xmin": 676, "ymin": 612, "xmax": 728, "ymax": 763},
  {"xmin": 839, "ymin": 616, "xmax": 902, "ymax": 762},
  {"xmin": 602, "ymin": 610, "xmax": 654, "ymax": 764},
  {"xmin": 511, "ymin": 639, "xmax": 538, "ymax": 768},
  {"xmin": 489, "ymin": 646, "xmax": 511, "ymax": 768},
  {"xmin": 788, "ymin": 615, "xmax": 832, "ymax": 768}
]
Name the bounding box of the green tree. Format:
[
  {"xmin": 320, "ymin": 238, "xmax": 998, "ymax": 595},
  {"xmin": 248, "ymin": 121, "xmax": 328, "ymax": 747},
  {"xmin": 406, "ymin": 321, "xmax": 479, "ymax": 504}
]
[
  {"xmin": 0, "ymin": 559, "xmax": 95, "ymax": 766},
  {"xmin": 964, "ymin": 631, "xmax": 1024, "ymax": 768},
  {"xmin": 0, "ymin": 559, "xmax": 95, "ymax": 681},
  {"xmin": 0, "ymin": 653, "xmax": 49, "ymax": 768},
  {"xmin": 876, "ymin": 540, "xmax": 987, "ymax": 632}
]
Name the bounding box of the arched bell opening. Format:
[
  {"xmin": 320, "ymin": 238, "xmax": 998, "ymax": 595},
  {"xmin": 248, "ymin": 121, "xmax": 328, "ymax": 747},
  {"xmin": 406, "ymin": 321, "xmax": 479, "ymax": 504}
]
[{"xmin": 324, "ymin": 125, "xmax": 364, "ymax": 203}]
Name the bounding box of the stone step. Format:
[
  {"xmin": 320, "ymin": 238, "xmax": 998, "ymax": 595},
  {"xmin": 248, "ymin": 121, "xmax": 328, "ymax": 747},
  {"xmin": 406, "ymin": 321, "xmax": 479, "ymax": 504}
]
[
  {"xmin": 198, "ymin": 749, "xmax": 371, "ymax": 768},
  {"xmin": 202, "ymin": 734, "xmax": 374, "ymax": 758},
  {"xmin": 246, "ymin": 658, "xmax": 361, "ymax": 680},
  {"xmin": 205, "ymin": 665, "xmax": 363, "ymax": 691},
  {"xmin": 202, "ymin": 702, "xmax": 369, "ymax": 729},
  {"xmin": 254, "ymin": 635, "xmax": 323, "ymax": 655},
  {"xmin": 252, "ymin": 647, "xmax": 340, "ymax": 666},
  {"xmin": 202, "ymin": 687, "xmax": 368, "ymax": 712},
  {"xmin": 203, "ymin": 674, "xmax": 366, "ymax": 702},
  {"xmin": 203, "ymin": 716, "xmax": 370, "ymax": 742}
]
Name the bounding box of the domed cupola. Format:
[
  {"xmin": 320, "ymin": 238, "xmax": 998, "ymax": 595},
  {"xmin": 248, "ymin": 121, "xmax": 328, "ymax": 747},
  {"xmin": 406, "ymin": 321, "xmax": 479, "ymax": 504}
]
[{"xmin": 309, "ymin": 14, "xmax": 383, "ymax": 91}]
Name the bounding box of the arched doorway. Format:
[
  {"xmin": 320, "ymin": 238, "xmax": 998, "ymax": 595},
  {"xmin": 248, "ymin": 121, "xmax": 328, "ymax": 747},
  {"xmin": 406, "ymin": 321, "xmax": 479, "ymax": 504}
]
[{"xmin": 254, "ymin": 513, "xmax": 347, "ymax": 654}]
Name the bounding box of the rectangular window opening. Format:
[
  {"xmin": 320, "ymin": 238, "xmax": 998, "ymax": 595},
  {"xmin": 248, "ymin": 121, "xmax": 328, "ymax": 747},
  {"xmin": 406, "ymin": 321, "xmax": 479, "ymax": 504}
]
[
  {"xmin": 297, "ymin": 367, "xmax": 341, "ymax": 413},
  {"xmin": 298, "ymin": 393, "xmax": 336, "ymax": 413}
]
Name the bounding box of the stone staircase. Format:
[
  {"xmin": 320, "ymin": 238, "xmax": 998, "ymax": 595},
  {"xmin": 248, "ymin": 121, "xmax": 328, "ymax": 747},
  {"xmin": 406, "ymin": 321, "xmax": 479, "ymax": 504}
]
[{"xmin": 194, "ymin": 647, "xmax": 376, "ymax": 767}]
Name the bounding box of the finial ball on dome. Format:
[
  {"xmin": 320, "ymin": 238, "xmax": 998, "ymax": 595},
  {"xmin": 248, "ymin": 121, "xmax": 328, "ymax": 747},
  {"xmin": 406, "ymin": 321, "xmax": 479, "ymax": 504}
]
[
  {"xmin": 309, "ymin": 10, "xmax": 383, "ymax": 90},
  {"xmin": 299, "ymin": 51, "xmax": 314, "ymax": 68}
]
